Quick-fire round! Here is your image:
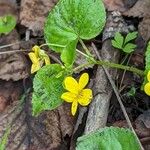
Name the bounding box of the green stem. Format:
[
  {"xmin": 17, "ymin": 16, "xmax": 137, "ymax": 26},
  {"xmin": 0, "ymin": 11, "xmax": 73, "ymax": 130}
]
[
  {"xmin": 79, "ymin": 39, "xmax": 92, "ymax": 56},
  {"xmin": 40, "ymin": 43, "xmax": 65, "ymax": 48},
  {"xmin": 73, "ymin": 60, "xmax": 144, "ymax": 76},
  {"xmin": 76, "ymin": 41, "xmax": 144, "ymax": 76}
]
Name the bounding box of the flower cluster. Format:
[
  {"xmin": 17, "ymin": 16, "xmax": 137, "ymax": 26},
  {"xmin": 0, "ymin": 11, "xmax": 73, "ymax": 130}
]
[
  {"xmin": 61, "ymin": 73, "xmax": 93, "ymax": 116},
  {"xmin": 28, "ymin": 45, "xmax": 50, "ymax": 74}
]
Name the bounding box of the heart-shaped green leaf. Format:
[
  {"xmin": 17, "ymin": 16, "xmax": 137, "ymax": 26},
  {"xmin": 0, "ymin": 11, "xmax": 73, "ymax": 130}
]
[
  {"xmin": 76, "ymin": 127, "xmax": 140, "ymax": 150},
  {"xmin": 32, "ymin": 64, "xmax": 66, "ymax": 116},
  {"xmin": 0, "ymin": 15, "xmax": 16, "ymax": 33},
  {"xmin": 44, "ymin": 0, "xmax": 106, "ymax": 54}
]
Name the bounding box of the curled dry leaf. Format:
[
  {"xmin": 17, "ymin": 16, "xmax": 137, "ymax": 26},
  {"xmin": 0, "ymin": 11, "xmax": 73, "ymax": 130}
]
[{"xmin": 20, "ymin": 0, "xmax": 58, "ymax": 36}]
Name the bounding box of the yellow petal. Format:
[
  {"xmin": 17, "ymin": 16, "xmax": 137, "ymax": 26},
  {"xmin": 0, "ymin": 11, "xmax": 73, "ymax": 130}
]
[
  {"xmin": 32, "ymin": 45, "xmax": 40, "ymax": 57},
  {"xmin": 71, "ymin": 100, "xmax": 78, "ymax": 116},
  {"xmin": 61, "ymin": 92, "xmax": 76, "ymax": 103},
  {"xmin": 79, "ymin": 73, "xmax": 89, "ymax": 90},
  {"xmin": 44, "ymin": 56, "xmax": 50, "ymax": 65},
  {"xmin": 147, "ymin": 71, "xmax": 150, "ymax": 82},
  {"xmin": 28, "ymin": 52, "xmax": 39, "ymax": 64},
  {"xmin": 78, "ymin": 89, "xmax": 93, "ymax": 106},
  {"xmin": 31, "ymin": 63, "xmax": 40, "ymax": 74},
  {"xmin": 144, "ymin": 82, "xmax": 150, "ymax": 96},
  {"xmin": 64, "ymin": 76, "xmax": 79, "ymax": 94}
]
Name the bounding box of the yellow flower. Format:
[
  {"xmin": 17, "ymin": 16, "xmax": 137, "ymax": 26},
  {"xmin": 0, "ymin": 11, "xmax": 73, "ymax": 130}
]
[
  {"xmin": 28, "ymin": 45, "xmax": 50, "ymax": 74},
  {"xmin": 61, "ymin": 73, "xmax": 93, "ymax": 116},
  {"xmin": 144, "ymin": 71, "xmax": 150, "ymax": 96}
]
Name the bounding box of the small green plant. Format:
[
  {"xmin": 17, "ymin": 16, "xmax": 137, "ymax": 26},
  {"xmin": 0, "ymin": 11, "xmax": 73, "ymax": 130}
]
[
  {"xmin": 0, "ymin": 15, "xmax": 16, "ymax": 34},
  {"xmin": 112, "ymin": 32, "xmax": 138, "ymax": 53},
  {"xmin": 126, "ymin": 86, "xmax": 136, "ymax": 97}
]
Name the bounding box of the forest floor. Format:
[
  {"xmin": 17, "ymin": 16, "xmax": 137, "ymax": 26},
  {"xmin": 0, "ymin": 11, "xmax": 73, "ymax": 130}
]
[{"xmin": 0, "ymin": 0, "xmax": 150, "ymax": 149}]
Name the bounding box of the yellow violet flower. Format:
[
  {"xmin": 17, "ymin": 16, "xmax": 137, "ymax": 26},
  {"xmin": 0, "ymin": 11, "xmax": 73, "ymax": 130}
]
[
  {"xmin": 28, "ymin": 45, "xmax": 50, "ymax": 74},
  {"xmin": 61, "ymin": 73, "xmax": 93, "ymax": 116},
  {"xmin": 144, "ymin": 71, "xmax": 150, "ymax": 96}
]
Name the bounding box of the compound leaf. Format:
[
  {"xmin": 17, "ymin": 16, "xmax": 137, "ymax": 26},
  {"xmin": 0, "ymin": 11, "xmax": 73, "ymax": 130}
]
[
  {"xmin": 112, "ymin": 32, "xmax": 124, "ymax": 49},
  {"xmin": 123, "ymin": 43, "xmax": 136, "ymax": 53},
  {"xmin": 124, "ymin": 32, "xmax": 138, "ymax": 44}
]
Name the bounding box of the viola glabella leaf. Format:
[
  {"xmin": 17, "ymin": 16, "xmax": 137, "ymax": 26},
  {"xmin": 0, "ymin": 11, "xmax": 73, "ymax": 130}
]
[
  {"xmin": 76, "ymin": 127, "xmax": 140, "ymax": 150},
  {"xmin": 61, "ymin": 39, "xmax": 78, "ymax": 67},
  {"xmin": 123, "ymin": 43, "xmax": 136, "ymax": 53},
  {"xmin": 44, "ymin": 0, "xmax": 106, "ymax": 53},
  {"xmin": 0, "ymin": 15, "xmax": 16, "ymax": 34},
  {"xmin": 124, "ymin": 31, "xmax": 138, "ymax": 44},
  {"xmin": 32, "ymin": 64, "xmax": 66, "ymax": 116}
]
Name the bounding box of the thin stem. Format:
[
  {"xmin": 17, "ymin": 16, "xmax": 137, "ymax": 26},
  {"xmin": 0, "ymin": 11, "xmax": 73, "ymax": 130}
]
[
  {"xmin": 0, "ymin": 50, "xmax": 28, "ymax": 55},
  {"xmin": 79, "ymin": 39, "xmax": 91, "ymax": 55},
  {"xmin": 40, "ymin": 43, "xmax": 65, "ymax": 48},
  {"xmin": 73, "ymin": 60, "xmax": 144, "ymax": 76}
]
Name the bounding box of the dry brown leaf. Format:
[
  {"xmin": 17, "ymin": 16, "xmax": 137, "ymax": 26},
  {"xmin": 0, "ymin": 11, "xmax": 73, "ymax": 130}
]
[
  {"xmin": 123, "ymin": 0, "xmax": 150, "ymax": 41},
  {"xmin": 20, "ymin": 0, "xmax": 58, "ymax": 36},
  {"xmin": 0, "ymin": 30, "xmax": 29, "ymax": 81},
  {"xmin": 0, "ymin": 0, "xmax": 18, "ymax": 24},
  {"xmin": 139, "ymin": 16, "xmax": 150, "ymax": 42},
  {"xmin": 103, "ymin": 0, "xmax": 125, "ymax": 12},
  {"xmin": 0, "ymin": 98, "xmax": 74, "ymax": 150},
  {"xmin": 103, "ymin": 0, "xmax": 137, "ymax": 12},
  {"xmin": 123, "ymin": 0, "xmax": 150, "ymax": 18}
]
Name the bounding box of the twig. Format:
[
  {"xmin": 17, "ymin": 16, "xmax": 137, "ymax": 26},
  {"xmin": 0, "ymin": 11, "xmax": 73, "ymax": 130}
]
[{"xmin": 91, "ymin": 43, "xmax": 144, "ymax": 150}]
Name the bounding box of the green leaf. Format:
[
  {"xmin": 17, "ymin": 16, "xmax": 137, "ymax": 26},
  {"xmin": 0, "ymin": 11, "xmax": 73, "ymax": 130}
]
[
  {"xmin": 141, "ymin": 41, "xmax": 150, "ymax": 90},
  {"xmin": 76, "ymin": 127, "xmax": 140, "ymax": 150},
  {"xmin": 44, "ymin": 0, "xmax": 106, "ymax": 53},
  {"xmin": 112, "ymin": 40, "xmax": 122, "ymax": 49},
  {"xmin": 124, "ymin": 32, "xmax": 138, "ymax": 44},
  {"xmin": 61, "ymin": 39, "xmax": 78, "ymax": 67},
  {"xmin": 123, "ymin": 43, "xmax": 136, "ymax": 53},
  {"xmin": 112, "ymin": 32, "xmax": 124, "ymax": 49},
  {"xmin": 32, "ymin": 64, "xmax": 66, "ymax": 116},
  {"xmin": 0, "ymin": 15, "xmax": 16, "ymax": 34}
]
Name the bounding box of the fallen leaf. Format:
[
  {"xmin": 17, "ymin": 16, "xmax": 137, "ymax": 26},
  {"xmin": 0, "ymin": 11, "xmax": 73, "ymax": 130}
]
[
  {"xmin": 20, "ymin": 0, "xmax": 58, "ymax": 36},
  {"xmin": 139, "ymin": 15, "xmax": 150, "ymax": 42},
  {"xmin": 123, "ymin": 0, "xmax": 150, "ymax": 41},
  {"xmin": 123, "ymin": 0, "xmax": 150, "ymax": 18},
  {"xmin": 103, "ymin": 0, "xmax": 137, "ymax": 12},
  {"xmin": 0, "ymin": 93, "xmax": 74, "ymax": 150},
  {"xmin": 0, "ymin": 0, "xmax": 17, "ymax": 18},
  {"xmin": 103, "ymin": 0, "xmax": 125, "ymax": 12},
  {"xmin": 0, "ymin": 30, "xmax": 29, "ymax": 81}
]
